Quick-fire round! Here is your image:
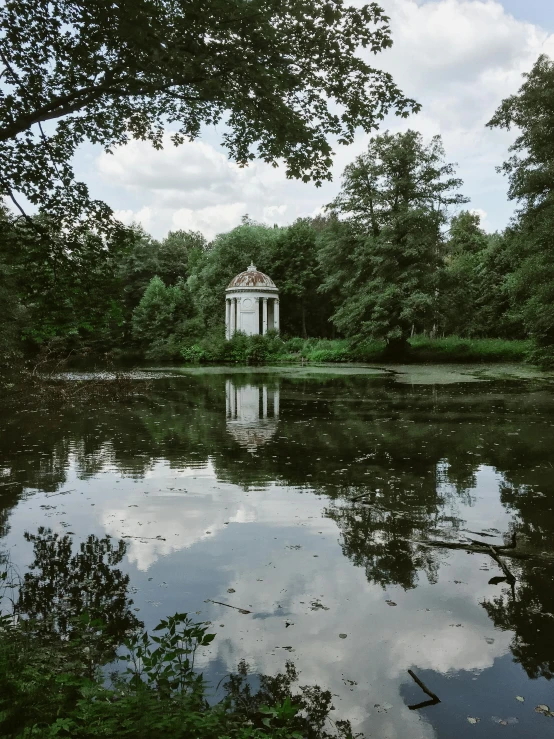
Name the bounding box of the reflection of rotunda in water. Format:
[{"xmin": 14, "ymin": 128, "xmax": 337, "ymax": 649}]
[{"xmin": 226, "ymin": 380, "xmax": 279, "ymax": 453}]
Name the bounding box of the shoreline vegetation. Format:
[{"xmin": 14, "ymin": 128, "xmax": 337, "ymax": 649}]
[
  {"xmin": 0, "ymin": 336, "xmax": 532, "ymax": 406},
  {"xmin": 179, "ymin": 334, "xmax": 531, "ymax": 366},
  {"xmin": 0, "ymin": 533, "xmax": 359, "ymax": 739}
]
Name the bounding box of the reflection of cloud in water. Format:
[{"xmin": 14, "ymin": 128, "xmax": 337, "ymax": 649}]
[
  {"xmin": 99, "ymin": 459, "xmax": 515, "ymax": 737},
  {"xmin": 100, "ymin": 460, "xmax": 335, "ymax": 571},
  {"xmin": 102, "ymin": 463, "xmax": 254, "ymax": 570},
  {"xmin": 226, "ymin": 380, "xmax": 279, "ymax": 453},
  {"xmin": 209, "ymin": 541, "xmax": 511, "ymax": 738}
]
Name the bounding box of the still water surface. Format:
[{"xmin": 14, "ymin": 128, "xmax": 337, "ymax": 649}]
[{"xmin": 2, "ymin": 364, "xmax": 554, "ymax": 738}]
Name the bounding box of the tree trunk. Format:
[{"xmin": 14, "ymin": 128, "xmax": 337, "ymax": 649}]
[{"xmin": 301, "ymin": 298, "xmax": 307, "ymax": 339}]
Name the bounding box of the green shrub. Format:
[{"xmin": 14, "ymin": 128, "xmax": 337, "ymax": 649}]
[
  {"xmin": 181, "ymin": 343, "xmax": 207, "ymax": 363},
  {"xmin": 180, "ymin": 334, "xmax": 531, "ymax": 366},
  {"xmin": 0, "ymin": 609, "xmax": 360, "ymax": 739},
  {"xmin": 409, "ymin": 335, "xmax": 531, "ymax": 363}
]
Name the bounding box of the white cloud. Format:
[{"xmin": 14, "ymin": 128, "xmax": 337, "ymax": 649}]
[
  {"xmin": 87, "ymin": 0, "xmax": 554, "ymax": 238},
  {"xmin": 171, "ymin": 203, "xmax": 248, "ymax": 236},
  {"xmin": 96, "ymin": 136, "xmax": 306, "ymax": 238},
  {"xmin": 113, "ymin": 206, "xmax": 155, "ymax": 231}
]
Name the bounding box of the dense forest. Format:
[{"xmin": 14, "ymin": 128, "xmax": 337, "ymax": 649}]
[{"xmin": 1, "ymin": 0, "xmax": 554, "ymax": 368}]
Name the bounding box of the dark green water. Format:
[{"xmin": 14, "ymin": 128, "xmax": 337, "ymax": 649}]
[{"xmin": 2, "ymin": 364, "xmax": 554, "ymax": 738}]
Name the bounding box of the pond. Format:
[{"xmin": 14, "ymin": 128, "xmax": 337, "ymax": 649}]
[{"xmin": 1, "ymin": 363, "xmax": 554, "ymax": 738}]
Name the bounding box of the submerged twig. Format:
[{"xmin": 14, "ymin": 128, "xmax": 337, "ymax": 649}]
[
  {"xmin": 407, "ymin": 669, "xmax": 440, "ymax": 710},
  {"xmin": 207, "ymin": 599, "xmax": 252, "ymax": 614},
  {"xmin": 350, "ymin": 491, "xmax": 375, "ymax": 502},
  {"xmin": 417, "ymin": 539, "xmax": 553, "ymax": 562},
  {"xmin": 487, "ymin": 545, "xmax": 516, "ymax": 585}
]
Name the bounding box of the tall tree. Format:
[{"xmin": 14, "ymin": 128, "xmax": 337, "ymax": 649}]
[
  {"xmin": 0, "ymin": 209, "xmax": 131, "ymax": 349},
  {"xmin": 0, "ymin": 0, "xmax": 418, "ymax": 232},
  {"xmin": 0, "ymin": 207, "xmax": 28, "ymax": 365},
  {"xmin": 157, "ymin": 230, "xmax": 207, "ymax": 287},
  {"xmin": 441, "ymin": 210, "xmax": 488, "ymax": 336},
  {"xmin": 270, "ymin": 219, "xmax": 320, "ymax": 338},
  {"xmin": 488, "ymin": 54, "xmax": 554, "ymax": 364},
  {"xmin": 320, "ymin": 131, "xmax": 467, "ymax": 354},
  {"xmin": 132, "ymin": 275, "xmax": 195, "ymax": 357}
]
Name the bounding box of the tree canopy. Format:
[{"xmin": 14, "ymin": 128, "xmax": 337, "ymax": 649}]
[
  {"xmin": 319, "ymin": 131, "xmax": 468, "ymax": 352},
  {"xmin": 0, "ymin": 0, "xmax": 418, "ymax": 230},
  {"xmin": 488, "ymin": 54, "xmax": 554, "ymax": 364}
]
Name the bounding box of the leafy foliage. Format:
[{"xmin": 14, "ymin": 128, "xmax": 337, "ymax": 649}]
[
  {"xmin": 132, "ymin": 275, "xmax": 196, "ymax": 358},
  {"xmin": 0, "ymin": 534, "xmax": 361, "ymax": 739},
  {"xmin": 488, "ymin": 54, "xmax": 554, "ymax": 365},
  {"xmin": 320, "ymin": 131, "xmax": 468, "ymax": 354},
  {"xmin": 4, "ymin": 54, "xmax": 554, "ymax": 365},
  {"xmin": 0, "ymin": 0, "xmax": 417, "ymax": 232}
]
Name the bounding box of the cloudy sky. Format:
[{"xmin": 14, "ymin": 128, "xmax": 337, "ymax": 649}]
[{"xmin": 74, "ymin": 0, "xmax": 554, "ymax": 240}]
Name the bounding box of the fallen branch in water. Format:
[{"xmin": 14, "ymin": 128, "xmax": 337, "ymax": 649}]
[
  {"xmin": 416, "ymin": 539, "xmax": 553, "ymax": 562},
  {"xmin": 487, "ymin": 545, "xmax": 516, "ymax": 585},
  {"xmin": 206, "ymin": 599, "xmax": 252, "ymax": 614},
  {"xmin": 407, "ymin": 669, "xmax": 440, "ymax": 710},
  {"xmin": 350, "ymin": 491, "xmax": 375, "ymax": 502}
]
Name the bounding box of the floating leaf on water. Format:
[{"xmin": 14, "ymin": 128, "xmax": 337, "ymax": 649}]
[
  {"xmin": 339, "ymin": 633, "xmax": 347, "ymax": 639},
  {"xmin": 385, "ymin": 600, "xmax": 397, "ymax": 607},
  {"xmin": 227, "ymin": 588, "xmax": 236, "ymax": 593},
  {"xmin": 467, "ymin": 717, "xmax": 480, "ymax": 724},
  {"xmin": 515, "ymin": 696, "xmax": 524, "ymax": 702},
  {"xmin": 535, "ymin": 705, "xmax": 551, "ymax": 715},
  {"xmin": 485, "ymin": 637, "xmax": 495, "ymax": 644},
  {"xmin": 491, "ymin": 716, "xmax": 518, "ymax": 725}
]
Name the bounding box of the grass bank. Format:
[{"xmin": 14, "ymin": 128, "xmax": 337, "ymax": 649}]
[{"xmin": 180, "ymin": 334, "xmax": 531, "ymax": 365}]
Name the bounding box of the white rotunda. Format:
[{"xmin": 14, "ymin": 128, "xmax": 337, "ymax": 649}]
[
  {"xmin": 225, "ymin": 379, "xmax": 279, "ymax": 453},
  {"xmin": 225, "ymin": 264, "xmax": 279, "ymax": 338}
]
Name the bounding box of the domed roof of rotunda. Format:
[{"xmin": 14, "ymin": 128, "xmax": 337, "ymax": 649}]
[{"xmin": 227, "ymin": 263, "xmax": 277, "ymax": 290}]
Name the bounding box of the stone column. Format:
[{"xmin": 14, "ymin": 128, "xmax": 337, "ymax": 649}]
[
  {"xmin": 236, "ymin": 297, "xmax": 241, "ymax": 332},
  {"xmin": 225, "ymin": 299, "xmax": 230, "ymax": 339},
  {"xmin": 262, "ymin": 385, "xmax": 268, "ymax": 418},
  {"xmin": 274, "ymin": 299, "xmax": 280, "ymax": 332},
  {"xmin": 230, "ymin": 297, "xmax": 236, "ymax": 337},
  {"xmin": 262, "ymin": 297, "xmax": 268, "ymax": 335}
]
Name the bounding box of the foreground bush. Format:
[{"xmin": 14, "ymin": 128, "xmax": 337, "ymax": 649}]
[{"xmin": 0, "ymin": 608, "xmax": 360, "ymax": 739}]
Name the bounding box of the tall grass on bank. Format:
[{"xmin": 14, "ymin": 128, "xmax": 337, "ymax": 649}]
[{"xmin": 180, "ymin": 333, "xmax": 531, "ymax": 365}]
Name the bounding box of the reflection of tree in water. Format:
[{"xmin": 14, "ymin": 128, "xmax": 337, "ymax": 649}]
[
  {"xmin": 480, "ymin": 468, "xmax": 554, "ymax": 681},
  {"xmin": 326, "ymin": 497, "xmax": 441, "ymax": 590},
  {"xmin": 2, "ymin": 374, "xmax": 554, "ymax": 677},
  {"xmin": 16, "ymin": 528, "xmax": 140, "ymax": 655},
  {"xmin": 482, "ymin": 562, "xmax": 554, "ymax": 680}
]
